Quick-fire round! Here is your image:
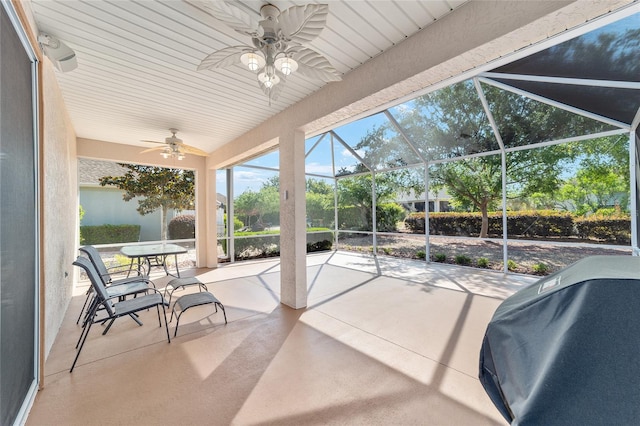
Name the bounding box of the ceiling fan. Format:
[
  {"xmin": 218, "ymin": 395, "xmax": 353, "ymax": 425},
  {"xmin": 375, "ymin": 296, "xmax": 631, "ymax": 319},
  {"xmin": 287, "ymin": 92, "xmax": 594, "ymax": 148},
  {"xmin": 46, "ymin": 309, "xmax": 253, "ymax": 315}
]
[
  {"xmin": 193, "ymin": 1, "xmax": 341, "ymax": 102},
  {"xmin": 140, "ymin": 129, "xmax": 208, "ymax": 160}
]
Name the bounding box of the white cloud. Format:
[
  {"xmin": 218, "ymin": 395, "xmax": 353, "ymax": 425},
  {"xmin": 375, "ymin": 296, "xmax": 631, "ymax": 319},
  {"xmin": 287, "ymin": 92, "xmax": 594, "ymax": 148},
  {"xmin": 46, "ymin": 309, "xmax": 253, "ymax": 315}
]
[{"xmin": 305, "ymin": 162, "xmax": 333, "ymax": 175}]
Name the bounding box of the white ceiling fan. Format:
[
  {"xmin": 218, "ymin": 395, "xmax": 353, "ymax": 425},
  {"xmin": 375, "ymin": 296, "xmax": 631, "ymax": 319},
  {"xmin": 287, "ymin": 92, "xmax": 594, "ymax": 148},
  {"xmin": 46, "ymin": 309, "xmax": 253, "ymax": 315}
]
[
  {"xmin": 192, "ymin": 1, "xmax": 341, "ymax": 102},
  {"xmin": 140, "ymin": 128, "xmax": 208, "ymax": 160}
]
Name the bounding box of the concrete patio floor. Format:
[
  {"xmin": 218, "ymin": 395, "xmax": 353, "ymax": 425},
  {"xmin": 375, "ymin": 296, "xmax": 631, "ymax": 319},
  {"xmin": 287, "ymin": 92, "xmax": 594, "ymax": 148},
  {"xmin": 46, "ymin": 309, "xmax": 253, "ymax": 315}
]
[{"xmin": 27, "ymin": 251, "xmax": 537, "ymax": 425}]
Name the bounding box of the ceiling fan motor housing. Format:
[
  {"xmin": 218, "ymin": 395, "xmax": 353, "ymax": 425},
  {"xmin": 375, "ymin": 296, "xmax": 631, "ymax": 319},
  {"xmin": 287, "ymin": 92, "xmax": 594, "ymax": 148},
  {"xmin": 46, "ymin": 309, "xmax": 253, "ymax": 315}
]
[
  {"xmin": 259, "ymin": 4, "xmax": 280, "ymax": 43},
  {"xmin": 260, "ymin": 4, "xmax": 280, "ymax": 20}
]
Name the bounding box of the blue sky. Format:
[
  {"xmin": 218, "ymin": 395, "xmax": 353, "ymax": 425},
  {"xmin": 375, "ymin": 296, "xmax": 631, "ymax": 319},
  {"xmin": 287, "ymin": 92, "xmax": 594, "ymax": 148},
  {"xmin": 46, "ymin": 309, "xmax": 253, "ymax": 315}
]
[{"xmin": 219, "ymin": 113, "xmax": 388, "ymax": 195}]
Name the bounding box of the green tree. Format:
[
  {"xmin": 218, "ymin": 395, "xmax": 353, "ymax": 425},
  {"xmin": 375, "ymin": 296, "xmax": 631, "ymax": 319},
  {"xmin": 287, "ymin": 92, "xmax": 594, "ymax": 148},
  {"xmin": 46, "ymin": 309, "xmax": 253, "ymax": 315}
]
[
  {"xmin": 558, "ymin": 168, "xmax": 627, "ymax": 215},
  {"xmin": 306, "ymin": 178, "xmax": 334, "ymax": 227},
  {"xmin": 258, "ymin": 185, "xmax": 280, "ymax": 225},
  {"xmin": 529, "ymin": 136, "xmax": 630, "ymax": 215},
  {"xmin": 337, "ymin": 173, "xmax": 406, "ymax": 231},
  {"xmin": 99, "ymin": 163, "xmax": 194, "ymax": 240},
  {"xmin": 387, "ymin": 81, "xmax": 605, "ymax": 237},
  {"xmin": 306, "ymin": 178, "xmax": 333, "ymax": 195},
  {"xmin": 332, "ymin": 124, "xmax": 424, "ymax": 231},
  {"xmin": 234, "ymin": 177, "xmax": 281, "ymax": 229},
  {"xmin": 234, "ymin": 190, "xmax": 261, "ymax": 227}
]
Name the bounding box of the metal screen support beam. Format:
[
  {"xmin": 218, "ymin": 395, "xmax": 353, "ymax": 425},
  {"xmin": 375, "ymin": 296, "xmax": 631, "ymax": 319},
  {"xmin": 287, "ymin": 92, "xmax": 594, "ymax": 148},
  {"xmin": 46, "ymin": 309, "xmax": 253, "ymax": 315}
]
[
  {"xmin": 331, "ymin": 134, "xmax": 339, "ymax": 248},
  {"xmin": 228, "ymin": 168, "xmax": 235, "ymax": 263},
  {"xmin": 372, "ymin": 171, "xmax": 377, "ymax": 255},
  {"xmin": 424, "ymin": 166, "xmax": 430, "ymax": 262},
  {"xmin": 630, "ymin": 129, "xmax": 639, "ymax": 255}
]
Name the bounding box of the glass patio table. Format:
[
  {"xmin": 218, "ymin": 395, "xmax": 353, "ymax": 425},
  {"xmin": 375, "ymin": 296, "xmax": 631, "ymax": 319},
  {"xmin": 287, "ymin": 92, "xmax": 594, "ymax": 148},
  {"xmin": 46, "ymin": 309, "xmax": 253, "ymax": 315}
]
[{"xmin": 120, "ymin": 243, "xmax": 187, "ymax": 278}]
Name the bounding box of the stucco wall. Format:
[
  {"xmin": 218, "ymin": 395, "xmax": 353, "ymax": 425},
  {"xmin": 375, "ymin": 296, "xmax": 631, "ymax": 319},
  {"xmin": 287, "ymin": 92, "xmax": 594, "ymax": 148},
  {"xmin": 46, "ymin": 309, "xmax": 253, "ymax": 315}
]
[
  {"xmin": 42, "ymin": 58, "xmax": 77, "ymax": 358},
  {"xmin": 80, "ymin": 187, "xmax": 165, "ymax": 241}
]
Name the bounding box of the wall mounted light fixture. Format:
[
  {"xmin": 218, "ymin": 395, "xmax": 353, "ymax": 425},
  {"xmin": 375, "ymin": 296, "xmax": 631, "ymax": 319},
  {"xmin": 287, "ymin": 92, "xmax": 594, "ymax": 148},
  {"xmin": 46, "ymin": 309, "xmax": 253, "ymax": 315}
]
[{"xmin": 38, "ymin": 32, "xmax": 77, "ymax": 72}]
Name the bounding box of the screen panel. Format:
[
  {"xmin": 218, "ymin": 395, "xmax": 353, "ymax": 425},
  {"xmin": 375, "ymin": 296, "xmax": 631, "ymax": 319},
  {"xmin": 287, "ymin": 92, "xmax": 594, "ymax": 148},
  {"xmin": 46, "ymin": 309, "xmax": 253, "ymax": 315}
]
[{"xmin": 0, "ymin": 5, "xmax": 37, "ymax": 425}]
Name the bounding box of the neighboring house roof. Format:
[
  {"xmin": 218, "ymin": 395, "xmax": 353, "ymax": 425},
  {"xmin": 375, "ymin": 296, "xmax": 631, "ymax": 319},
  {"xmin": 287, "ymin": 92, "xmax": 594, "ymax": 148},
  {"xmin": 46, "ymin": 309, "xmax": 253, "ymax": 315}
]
[{"xmin": 78, "ymin": 158, "xmax": 127, "ymax": 186}]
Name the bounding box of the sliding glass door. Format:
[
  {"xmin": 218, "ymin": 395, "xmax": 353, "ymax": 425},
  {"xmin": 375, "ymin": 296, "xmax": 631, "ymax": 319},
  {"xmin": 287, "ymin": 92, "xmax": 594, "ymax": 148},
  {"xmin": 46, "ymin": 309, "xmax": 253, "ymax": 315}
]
[{"xmin": 1, "ymin": 3, "xmax": 39, "ymax": 424}]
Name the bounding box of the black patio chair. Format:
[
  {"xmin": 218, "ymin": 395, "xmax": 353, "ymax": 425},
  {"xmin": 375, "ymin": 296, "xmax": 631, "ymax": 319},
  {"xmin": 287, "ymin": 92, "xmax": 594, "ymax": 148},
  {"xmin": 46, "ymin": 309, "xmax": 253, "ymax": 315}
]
[
  {"xmin": 71, "ymin": 256, "xmax": 171, "ymax": 372},
  {"xmin": 76, "ymin": 246, "xmax": 152, "ymax": 325}
]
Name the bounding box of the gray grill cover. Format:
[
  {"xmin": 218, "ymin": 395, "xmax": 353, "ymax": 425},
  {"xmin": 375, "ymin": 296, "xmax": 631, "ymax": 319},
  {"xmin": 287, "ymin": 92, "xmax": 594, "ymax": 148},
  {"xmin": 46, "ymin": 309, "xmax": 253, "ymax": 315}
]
[{"xmin": 479, "ymin": 255, "xmax": 640, "ymax": 425}]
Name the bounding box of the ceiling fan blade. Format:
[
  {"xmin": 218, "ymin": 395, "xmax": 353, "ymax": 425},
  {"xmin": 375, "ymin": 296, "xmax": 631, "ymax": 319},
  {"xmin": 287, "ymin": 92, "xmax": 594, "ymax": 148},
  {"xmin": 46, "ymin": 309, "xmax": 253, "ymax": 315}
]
[
  {"xmin": 140, "ymin": 146, "xmax": 167, "ymax": 154},
  {"xmin": 279, "ymin": 4, "xmax": 329, "ymax": 45},
  {"xmin": 290, "ymin": 47, "xmax": 341, "ymax": 82},
  {"xmin": 198, "ymin": 45, "xmax": 252, "ymax": 71},
  {"xmin": 187, "ymin": 0, "xmax": 263, "ymax": 38},
  {"xmin": 140, "ymin": 139, "xmax": 166, "ymax": 145},
  {"xmin": 180, "ymin": 144, "xmax": 209, "ymax": 156}
]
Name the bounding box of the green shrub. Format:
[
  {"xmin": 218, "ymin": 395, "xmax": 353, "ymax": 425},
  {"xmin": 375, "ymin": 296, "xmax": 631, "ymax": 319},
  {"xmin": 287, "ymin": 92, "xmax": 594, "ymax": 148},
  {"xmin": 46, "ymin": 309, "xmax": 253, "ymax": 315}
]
[
  {"xmin": 168, "ymin": 214, "xmax": 195, "ymax": 239},
  {"xmin": 338, "ymin": 203, "xmax": 405, "ymax": 232},
  {"xmin": 507, "ymin": 259, "xmax": 518, "ymax": 271},
  {"xmin": 455, "ymin": 254, "xmax": 471, "ymax": 265},
  {"xmin": 405, "ymin": 210, "xmax": 576, "ymax": 238},
  {"xmin": 306, "ymin": 230, "xmax": 334, "ymax": 253},
  {"xmin": 307, "ymin": 239, "xmax": 333, "ymax": 252},
  {"xmin": 234, "ymin": 231, "xmax": 280, "ymax": 259},
  {"xmin": 416, "ymin": 250, "xmax": 426, "ymax": 260},
  {"xmin": 506, "ymin": 210, "xmax": 574, "ymax": 237},
  {"xmin": 113, "ymin": 254, "xmax": 133, "ymax": 267},
  {"xmin": 532, "ymin": 262, "xmax": 549, "ymax": 275},
  {"xmin": 433, "ymin": 252, "xmax": 446, "ymax": 262},
  {"xmin": 404, "ymin": 213, "xmax": 425, "ymax": 233},
  {"xmin": 575, "ymin": 215, "xmax": 630, "ymax": 244},
  {"xmin": 477, "ymin": 257, "xmax": 490, "ymax": 268},
  {"xmin": 80, "ymin": 224, "xmax": 140, "ymax": 245},
  {"xmin": 337, "ymin": 206, "xmax": 366, "ymax": 230},
  {"xmin": 376, "ymin": 203, "xmax": 406, "ymax": 232},
  {"xmin": 593, "ymin": 207, "xmax": 618, "ymax": 217},
  {"xmin": 231, "ymin": 229, "xmax": 334, "ymax": 259},
  {"xmin": 224, "ymin": 214, "xmax": 244, "ymax": 231}
]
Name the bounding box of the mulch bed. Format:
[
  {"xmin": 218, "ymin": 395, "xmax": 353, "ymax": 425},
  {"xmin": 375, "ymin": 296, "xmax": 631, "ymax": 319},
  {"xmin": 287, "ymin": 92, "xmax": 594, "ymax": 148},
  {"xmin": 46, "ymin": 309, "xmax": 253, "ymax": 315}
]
[{"xmin": 337, "ymin": 233, "xmax": 632, "ymax": 275}]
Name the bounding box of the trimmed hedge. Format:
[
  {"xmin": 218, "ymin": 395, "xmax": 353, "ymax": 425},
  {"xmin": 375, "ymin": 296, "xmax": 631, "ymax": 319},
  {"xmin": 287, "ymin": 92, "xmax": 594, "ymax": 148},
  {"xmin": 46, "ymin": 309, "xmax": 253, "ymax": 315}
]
[
  {"xmin": 405, "ymin": 212, "xmax": 502, "ymax": 236},
  {"xmin": 506, "ymin": 210, "xmax": 574, "ymax": 237},
  {"xmin": 404, "ymin": 210, "xmax": 630, "ymax": 243},
  {"xmin": 80, "ymin": 224, "xmax": 140, "ymax": 245},
  {"xmin": 169, "ymin": 214, "xmax": 195, "ymax": 239},
  {"xmin": 575, "ymin": 216, "xmax": 631, "ymax": 244}
]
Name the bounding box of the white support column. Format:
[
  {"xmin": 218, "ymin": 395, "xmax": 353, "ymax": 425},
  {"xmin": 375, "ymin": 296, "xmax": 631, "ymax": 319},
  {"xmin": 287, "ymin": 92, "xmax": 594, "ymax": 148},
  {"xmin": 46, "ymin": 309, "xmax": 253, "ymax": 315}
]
[
  {"xmin": 279, "ymin": 129, "xmax": 307, "ymax": 309},
  {"xmin": 205, "ymin": 168, "xmax": 218, "ymax": 268}
]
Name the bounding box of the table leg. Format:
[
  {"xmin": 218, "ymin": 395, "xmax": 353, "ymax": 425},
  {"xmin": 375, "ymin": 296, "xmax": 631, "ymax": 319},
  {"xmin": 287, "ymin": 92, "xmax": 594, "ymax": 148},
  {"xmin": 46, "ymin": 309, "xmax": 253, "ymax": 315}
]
[
  {"xmin": 174, "ymin": 254, "xmax": 180, "ymax": 277},
  {"xmin": 126, "ymin": 258, "xmax": 135, "ymax": 278},
  {"xmin": 160, "ymin": 254, "xmax": 181, "ymax": 277}
]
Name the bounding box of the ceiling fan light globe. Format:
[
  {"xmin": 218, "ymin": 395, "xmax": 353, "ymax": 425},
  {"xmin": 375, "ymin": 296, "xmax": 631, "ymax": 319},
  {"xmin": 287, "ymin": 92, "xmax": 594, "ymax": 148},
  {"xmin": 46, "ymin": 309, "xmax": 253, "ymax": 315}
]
[
  {"xmin": 258, "ymin": 71, "xmax": 280, "ymax": 88},
  {"xmin": 240, "ymin": 52, "xmax": 265, "ymax": 72},
  {"xmin": 274, "ymin": 57, "xmax": 298, "ymax": 76}
]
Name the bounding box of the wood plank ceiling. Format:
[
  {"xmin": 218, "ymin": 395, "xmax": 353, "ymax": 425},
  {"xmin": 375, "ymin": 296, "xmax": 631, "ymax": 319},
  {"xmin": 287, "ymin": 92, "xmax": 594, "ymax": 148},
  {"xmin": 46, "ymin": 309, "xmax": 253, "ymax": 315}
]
[{"xmin": 28, "ymin": 0, "xmax": 467, "ymax": 154}]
